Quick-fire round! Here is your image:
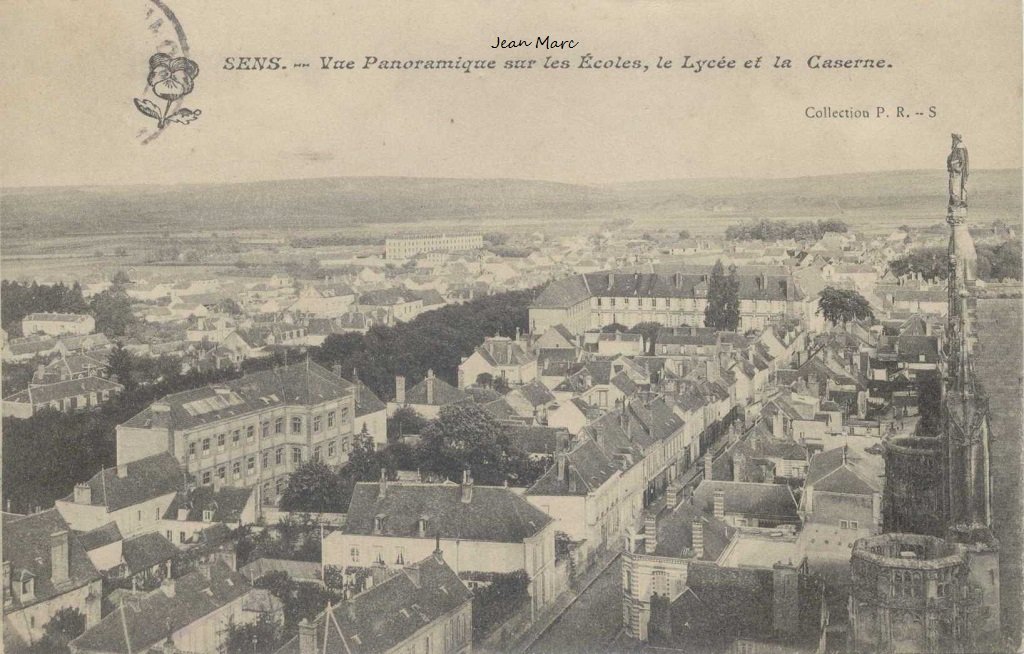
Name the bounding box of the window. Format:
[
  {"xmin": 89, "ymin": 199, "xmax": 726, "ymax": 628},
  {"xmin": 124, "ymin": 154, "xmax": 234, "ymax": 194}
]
[
  {"xmin": 217, "ymin": 433, "xmax": 225, "ymax": 449},
  {"xmin": 203, "ymin": 509, "xmax": 214, "ymax": 522},
  {"xmin": 232, "ymin": 429, "xmax": 241, "ymax": 444},
  {"xmin": 155, "ymin": 506, "xmax": 161, "ymax": 520},
  {"xmin": 652, "ymin": 570, "xmax": 669, "ymax": 596},
  {"xmin": 202, "ymin": 438, "xmax": 210, "ymax": 453},
  {"xmin": 340, "ymin": 407, "xmax": 349, "ymax": 420},
  {"xmin": 327, "ymin": 411, "xmax": 336, "ymax": 428},
  {"xmin": 179, "ymin": 531, "xmax": 187, "ymax": 543},
  {"xmin": 328, "ymin": 441, "xmax": 336, "ymax": 458},
  {"xmin": 262, "ymin": 451, "xmax": 270, "ymax": 468},
  {"xmin": 274, "ymin": 417, "xmax": 284, "ymax": 434},
  {"xmin": 247, "ymin": 456, "xmax": 256, "ymax": 473},
  {"xmin": 276, "ymin": 448, "xmax": 283, "ymax": 465},
  {"xmin": 202, "ymin": 471, "xmax": 211, "ymax": 484},
  {"xmin": 166, "ymin": 530, "xmax": 173, "ymax": 541},
  {"xmin": 396, "ymin": 546, "xmax": 405, "ymax": 565},
  {"xmin": 247, "ymin": 425, "xmax": 255, "ymax": 442},
  {"xmin": 313, "ymin": 446, "xmax": 322, "ymax": 462},
  {"xmin": 292, "ymin": 447, "xmax": 302, "ymax": 464},
  {"xmin": 233, "ymin": 461, "xmax": 241, "ymax": 477},
  {"xmin": 276, "ymin": 478, "xmax": 285, "ymax": 493},
  {"xmin": 217, "ymin": 466, "xmax": 226, "ymax": 480},
  {"xmin": 350, "ymin": 547, "xmax": 360, "ymax": 563},
  {"xmin": 189, "ymin": 441, "xmax": 196, "ymax": 456},
  {"xmin": 261, "ymin": 421, "xmax": 270, "ymax": 438},
  {"xmin": 291, "ymin": 417, "xmax": 303, "ymax": 434},
  {"xmin": 313, "ymin": 415, "xmax": 322, "ymax": 433}
]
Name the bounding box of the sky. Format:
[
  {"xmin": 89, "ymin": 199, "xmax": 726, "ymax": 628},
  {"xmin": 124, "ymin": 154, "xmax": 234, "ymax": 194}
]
[{"xmin": 0, "ymin": 0, "xmax": 1021, "ymax": 188}]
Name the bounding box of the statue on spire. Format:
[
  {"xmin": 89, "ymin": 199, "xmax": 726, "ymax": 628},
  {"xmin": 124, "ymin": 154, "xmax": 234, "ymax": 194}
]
[{"xmin": 947, "ymin": 133, "xmax": 969, "ymax": 211}]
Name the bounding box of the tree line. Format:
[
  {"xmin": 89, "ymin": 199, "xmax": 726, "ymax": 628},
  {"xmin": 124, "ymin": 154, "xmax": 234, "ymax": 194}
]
[
  {"xmin": 724, "ymin": 218, "xmax": 848, "ymax": 242},
  {"xmin": 1, "ymin": 280, "xmax": 90, "ymax": 336},
  {"xmin": 888, "ymin": 242, "xmax": 1022, "ymax": 282}
]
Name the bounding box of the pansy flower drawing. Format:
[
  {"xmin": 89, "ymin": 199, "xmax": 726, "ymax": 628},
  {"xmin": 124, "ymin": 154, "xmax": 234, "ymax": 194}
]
[{"xmin": 134, "ymin": 53, "xmax": 201, "ymax": 129}]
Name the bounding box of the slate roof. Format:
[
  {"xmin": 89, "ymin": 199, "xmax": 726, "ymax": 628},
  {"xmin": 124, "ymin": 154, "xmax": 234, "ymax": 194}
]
[
  {"xmin": 78, "ymin": 522, "xmax": 123, "ymax": 551},
  {"xmin": 3, "ymin": 376, "xmax": 124, "ymax": 405},
  {"xmin": 692, "ymin": 481, "xmax": 800, "ymax": 523},
  {"xmin": 535, "ymin": 270, "xmax": 805, "ymax": 304},
  {"xmin": 164, "ymin": 486, "xmax": 254, "ymax": 523},
  {"xmin": 359, "ymin": 288, "xmax": 420, "ymax": 306},
  {"xmin": 344, "ymin": 481, "xmax": 552, "ymax": 543},
  {"xmin": 350, "ymin": 378, "xmax": 386, "ymax": 416},
  {"xmin": 652, "ymin": 501, "xmax": 734, "ymax": 560},
  {"xmin": 2, "ymin": 509, "xmax": 101, "ymax": 614},
  {"xmin": 403, "ymin": 376, "xmax": 467, "ymax": 406},
  {"xmin": 71, "ymin": 562, "xmax": 251, "ymax": 654},
  {"xmin": 65, "ymin": 452, "xmax": 183, "ymax": 512},
  {"xmin": 239, "ymin": 558, "xmax": 323, "ymax": 584},
  {"xmin": 481, "ymin": 397, "xmax": 518, "ymax": 420},
  {"xmin": 505, "ymin": 425, "xmax": 569, "ymax": 457},
  {"xmin": 507, "ymin": 380, "xmax": 556, "ymax": 408},
  {"xmin": 532, "ymin": 275, "xmax": 593, "ymax": 308},
  {"xmin": 274, "ymin": 554, "xmax": 471, "ymax": 654},
  {"xmin": 24, "ymin": 312, "xmax": 91, "ymax": 323},
  {"xmin": 805, "ymin": 446, "xmax": 882, "ymax": 494},
  {"xmin": 527, "ymin": 439, "xmax": 620, "ymax": 496},
  {"xmin": 474, "ymin": 338, "xmax": 535, "ymax": 366},
  {"xmin": 121, "ymin": 532, "xmax": 178, "ymax": 574},
  {"xmin": 122, "ymin": 362, "xmax": 352, "ymax": 430},
  {"xmin": 896, "ymin": 334, "xmax": 940, "ymax": 363}
]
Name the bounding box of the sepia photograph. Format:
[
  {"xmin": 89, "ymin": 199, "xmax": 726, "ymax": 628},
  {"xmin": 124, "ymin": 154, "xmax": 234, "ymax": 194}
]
[{"xmin": 1, "ymin": 1, "xmax": 1021, "ymax": 653}]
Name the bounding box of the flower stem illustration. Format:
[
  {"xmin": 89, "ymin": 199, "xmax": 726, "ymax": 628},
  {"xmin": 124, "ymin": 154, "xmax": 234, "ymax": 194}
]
[{"xmin": 134, "ymin": 52, "xmax": 201, "ymax": 129}]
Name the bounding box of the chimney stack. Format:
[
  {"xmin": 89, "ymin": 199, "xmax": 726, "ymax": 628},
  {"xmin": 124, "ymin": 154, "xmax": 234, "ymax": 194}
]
[
  {"xmin": 74, "ymin": 483, "xmax": 92, "ymax": 505},
  {"xmin": 378, "ymin": 468, "xmax": 387, "ymax": 498},
  {"xmin": 556, "ymin": 452, "xmax": 567, "ymax": 482},
  {"xmin": 332, "ymin": 364, "xmax": 342, "ymax": 378},
  {"xmin": 50, "ymin": 531, "xmax": 70, "ymax": 586},
  {"xmin": 197, "ymin": 561, "xmax": 212, "ymax": 581},
  {"xmin": 117, "ymin": 463, "xmax": 128, "ymax": 479},
  {"xmin": 395, "ymin": 376, "xmax": 406, "ymax": 404},
  {"xmin": 644, "ymin": 514, "xmax": 658, "ymax": 554},
  {"xmin": 162, "ymin": 578, "xmax": 176, "ymax": 598},
  {"xmin": 298, "ymin": 618, "xmax": 317, "ymax": 654},
  {"xmin": 691, "ymin": 518, "xmax": 704, "ymax": 558},
  {"xmin": 713, "ymin": 490, "xmax": 725, "ymax": 519},
  {"xmin": 417, "ymin": 516, "xmax": 428, "ymax": 538},
  {"xmin": 772, "ymin": 563, "xmax": 800, "ymax": 635},
  {"xmin": 426, "ymin": 370, "xmax": 435, "ymax": 405},
  {"xmin": 704, "ymin": 452, "xmax": 713, "ymax": 481},
  {"xmin": 460, "ymin": 469, "xmax": 474, "ymax": 503}
]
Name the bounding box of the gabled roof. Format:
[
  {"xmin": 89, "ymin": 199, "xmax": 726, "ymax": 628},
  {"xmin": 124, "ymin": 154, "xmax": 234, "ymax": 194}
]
[
  {"xmin": 78, "ymin": 522, "xmax": 123, "ymax": 551},
  {"xmin": 3, "ymin": 376, "xmax": 124, "ymax": 405},
  {"xmin": 504, "ymin": 425, "xmax": 569, "ymax": 457},
  {"xmin": 71, "ymin": 562, "xmax": 251, "ymax": 654},
  {"xmin": 652, "ymin": 501, "xmax": 734, "ymax": 560},
  {"xmin": 527, "ymin": 439, "xmax": 619, "ymax": 497},
  {"xmin": 805, "ymin": 446, "xmax": 882, "ymax": 494},
  {"xmin": 692, "ymin": 481, "xmax": 800, "ymax": 523},
  {"xmin": 350, "ymin": 378, "xmax": 387, "ymax": 416},
  {"xmin": 344, "ymin": 482, "xmax": 552, "ymax": 543},
  {"xmin": 24, "ymin": 312, "xmax": 91, "ymax": 323},
  {"xmin": 65, "ymin": 452, "xmax": 183, "ymax": 512},
  {"xmin": 166, "ymin": 485, "xmax": 254, "ymax": 523},
  {"xmin": 274, "ymin": 554, "xmax": 471, "ymax": 654},
  {"xmin": 120, "ymin": 532, "xmax": 178, "ymax": 575},
  {"xmin": 474, "ymin": 338, "xmax": 535, "ymax": 367},
  {"xmin": 3, "ymin": 510, "xmax": 101, "ymax": 614},
  {"xmin": 403, "ymin": 375, "xmax": 468, "ymax": 406},
  {"xmin": 507, "ymin": 380, "xmax": 556, "ymax": 408}
]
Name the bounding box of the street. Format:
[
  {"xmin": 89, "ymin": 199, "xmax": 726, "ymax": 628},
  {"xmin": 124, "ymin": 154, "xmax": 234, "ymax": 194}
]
[{"xmin": 527, "ymin": 557, "xmax": 625, "ymax": 654}]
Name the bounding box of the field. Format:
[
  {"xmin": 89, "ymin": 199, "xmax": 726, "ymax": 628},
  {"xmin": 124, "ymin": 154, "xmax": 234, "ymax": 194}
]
[{"xmin": 2, "ymin": 169, "xmax": 1020, "ymax": 281}]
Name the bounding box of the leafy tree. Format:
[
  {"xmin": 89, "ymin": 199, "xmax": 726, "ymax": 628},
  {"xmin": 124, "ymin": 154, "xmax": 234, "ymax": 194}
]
[
  {"xmin": 222, "ymin": 614, "xmax": 283, "ymax": 654},
  {"xmin": 89, "ymin": 288, "xmax": 136, "ymax": 337},
  {"xmin": 387, "ymin": 407, "xmax": 426, "ymax": 443},
  {"xmin": 110, "ymin": 269, "xmax": 132, "ymax": 288},
  {"xmin": 492, "ymin": 376, "xmax": 510, "ymax": 394},
  {"xmin": 704, "ymin": 260, "xmax": 739, "ymax": 331},
  {"xmin": 254, "ymin": 571, "xmax": 339, "ymax": 633},
  {"xmin": 216, "ymin": 298, "xmax": 244, "ymax": 315},
  {"xmin": 279, "ymin": 461, "xmax": 347, "ymax": 514},
  {"xmin": 817, "ymin": 287, "xmax": 874, "ymax": 326},
  {"xmin": 600, "ymin": 322, "xmax": 628, "ymax": 333},
  {"xmin": 1, "ymin": 280, "xmax": 89, "ymax": 336},
  {"xmin": 678, "ymin": 230, "xmax": 691, "ymax": 240},
  {"xmin": 475, "ymin": 372, "xmax": 494, "ymax": 388},
  {"xmin": 27, "ymin": 607, "xmax": 86, "ymax": 653}
]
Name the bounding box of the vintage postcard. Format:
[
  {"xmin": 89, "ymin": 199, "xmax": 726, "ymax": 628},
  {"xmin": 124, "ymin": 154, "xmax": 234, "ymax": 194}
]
[{"xmin": 1, "ymin": 2, "xmax": 1021, "ymax": 653}]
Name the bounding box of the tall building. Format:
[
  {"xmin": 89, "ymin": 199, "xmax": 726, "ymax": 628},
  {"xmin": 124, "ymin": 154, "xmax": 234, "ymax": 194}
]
[
  {"xmin": 870, "ymin": 134, "xmax": 1002, "ymax": 652},
  {"xmin": 115, "ymin": 362, "xmax": 355, "ymax": 507}
]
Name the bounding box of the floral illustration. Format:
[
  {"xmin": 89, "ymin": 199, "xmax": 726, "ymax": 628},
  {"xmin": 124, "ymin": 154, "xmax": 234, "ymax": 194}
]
[{"xmin": 134, "ymin": 53, "xmax": 201, "ymax": 129}]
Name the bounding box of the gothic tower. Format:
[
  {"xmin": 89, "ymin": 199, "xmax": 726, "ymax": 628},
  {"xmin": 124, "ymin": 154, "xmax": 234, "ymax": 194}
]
[{"xmin": 941, "ymin": 133, "xmax": 1001, "ymax": 646}]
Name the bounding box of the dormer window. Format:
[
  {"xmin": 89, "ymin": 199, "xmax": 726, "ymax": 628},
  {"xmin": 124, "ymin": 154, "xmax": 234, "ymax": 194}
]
[
  {"xmin": 374, "ymin": 515, "xmax": 385, "ymax": 533},
  {"xmin": 203, "ymin": 509, "xmax": 214, "ymax": 522},
  {"xmin": 19, "ymin": 573, "xmax": 34, "ymax": 601}
]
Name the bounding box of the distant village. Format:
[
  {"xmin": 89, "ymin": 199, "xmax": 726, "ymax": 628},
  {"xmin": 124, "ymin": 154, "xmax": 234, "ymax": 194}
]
[{"xmin": 2, "ymin": 218, "xmax": 1021, "ymax": 654}]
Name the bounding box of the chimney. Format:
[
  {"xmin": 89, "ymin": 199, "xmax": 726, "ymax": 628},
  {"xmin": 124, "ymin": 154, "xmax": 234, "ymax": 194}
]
[
  {"xmin": 332, "ymin": 364, "xmax": 342, "ymax": 378},
  {"xmin": 644, "ymin": 514, "xmax": 658, "ymax": 554},
  {"xmin": 433, "ymin": 535, "xmax": 444, "ymax": 563},
  {"xmin": 197, "ymin": 561, "xmax": 212, "ymax": 581},
  {"xmin": 298, "ymin": 618, "xmax": 317, "ymax": 654},
  {"xmin": 35, "ymin": 363, "xmax": 46, "ymax": 382},
  {"xmin": 608, "ymin": 273, "xmax": 615, "ymax": 288},
  {"xmin": 665, "ymin": 483, "xmax": 679, "ymax": 508},
  {"xmin": 177, "ymin": 506, "xmax": 189, "ymax": 521},
  {"xmin": 117, "ymin": 463, "xmax": 128, "ymax": 478},
  {"xmin": 733, "ymin": 453, "xmax": 746, "ymax": 482},
  {"xmin": 778, "ymin": 280, "xmax": 788, "ymax": 298},
  {"xmin": 515, "ymin": 326, "xmax": 521, "ymax": 341},
  {"xmin": 426, "ymin": 370, "xmax": 435, "ymax": 405},
  {"xmin": 417, "ymin": 516, "xmax": 428, "ymax": 538},
  {"xmin": 162, "ymin": 577, "xmax": 176, "ymax": 598},
  {"xmin": 395, "ymin": 376, "xmax": 406, "ymax": 404},
  {"xmin": 50, "ymin": 531, "xmax": 70, "ymax": 586},
  {"xmin": 556, "ymin": 452, "xmax": 567, "ymax": 481},
  {"xmin": 378, "ymin": 468, "xmax": 387, "ymax": 498},
  {"xmin": 704, "ymin": 452, "xmax": 713, "ymax": 481},
  {"xmin": 371, "ymin": 559, "xmax": 389, "ymax": 586},
  {"xmin": 460, "ymin": 470, "xmax": 474, "ymax": 503},
  {"xmin": 705, "ymin": 359, "xmax": 719, "ymax": 383},
  {"xmin": 760, "ymin": 272, "xmax": 768, "ymax": 291},
  {"xmin": 691, "ymin": 518, "xmax": 704, "ymax": 558},
  {"xmin": 773, "ymin": 413, "xmax": 785, "ymax": 439},
  {"xmin": 73, "ymin": 483, "xmax": 92, "ymax": 505},
  {"xmin": 713, "ymin": 490, "xmax": 725, "ymax": 518},
  {"xmin": 772, "ymin": 563, "xmax": 800, "ymax": 635}
]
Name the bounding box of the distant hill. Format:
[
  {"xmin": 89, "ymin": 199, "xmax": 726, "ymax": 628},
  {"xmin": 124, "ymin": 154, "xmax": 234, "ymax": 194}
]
[{"xmin": 2, "ymin": 170, "xmax": 1020, "ymax": 237}]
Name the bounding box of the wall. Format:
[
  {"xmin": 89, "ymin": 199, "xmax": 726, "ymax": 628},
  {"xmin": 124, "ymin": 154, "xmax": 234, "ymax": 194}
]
[
  {"xmin": 6, "ymin": 579, "xmax": 102, "ymax": 648},
  {"xmin": 115, "ymin": 425, "xmax": 173, "ymax": 466}
]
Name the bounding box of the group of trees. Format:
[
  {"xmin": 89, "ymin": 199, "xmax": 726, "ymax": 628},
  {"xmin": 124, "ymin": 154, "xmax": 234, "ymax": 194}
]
[
  {"xmin": 817, "ymin": 287, "xmax": 874, "ymax": 326},
  {"xmin": 280, "ymin": 404, "xmax": 547, "ymax": 514},
  {"xmin": 704, "ymin": 260, "xmax": 740, "ymax": 331},
  {"xmin": 889, "ymin": 242, "xmax": 1022, "ymax": 281},
  {"xmin": 316, "ymin": 288, "xmax": 535, "ymax": 400},
  {"xmin": 0, "ymin": 280, "xmax": 89, "ymax": 336},
  {"xmin": 725, "ymin": 218, "xmax": 848, "ymax": 242}
]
